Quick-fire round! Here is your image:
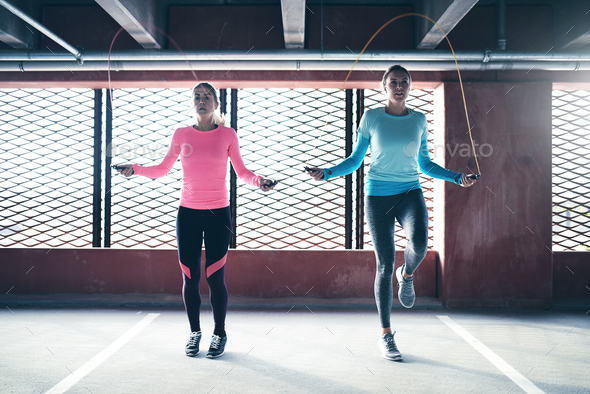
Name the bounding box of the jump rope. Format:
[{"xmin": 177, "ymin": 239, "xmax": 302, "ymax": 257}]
[
  {"xmin": 110, "ymin": 13, "xmax": 482, "ymax": 187},
  {"xmin": 305, "ymin": 12, "xmax": 481, "ymax": 181}
]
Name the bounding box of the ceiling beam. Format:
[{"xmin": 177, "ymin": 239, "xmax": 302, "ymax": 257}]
[
  {"xmin": 0, "ymin": 0, "xmax": 33, "ymax": 49},
  {"xmin": 554, "ymin": 0, "xmax": 590, "ymax": 51},
  {"xmin": 280, "ymin": 0, "xmax": 306, "ymax": 49},
  {"xmin": 95, "ymin": 0, "xmax": 162, "ymax": 49},
  {"xmin": 562, "ymin": 31, "xmax": 590, "ymax": 50},
  {"xmin": 416, "ymin": 0, "xmax": 480, "ymax": 49}
]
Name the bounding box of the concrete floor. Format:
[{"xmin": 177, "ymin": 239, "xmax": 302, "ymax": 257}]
[{"xmin": 1, "ymin": 307, "xmax": 589, "ymax": 394}]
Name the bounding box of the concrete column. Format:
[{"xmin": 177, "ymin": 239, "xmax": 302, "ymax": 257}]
[{"xmin": 434, "ymin": 82, "xmax": 553, "ymax": 308}]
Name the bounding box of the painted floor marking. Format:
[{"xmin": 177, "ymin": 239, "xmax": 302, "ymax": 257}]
[
  {"xmin": 437, "ymin": 315, "xmax": 545, "ymax": 394},
  {"xmin": 46, "ymin": 313, "xmax": 160, "ymax": 394}
]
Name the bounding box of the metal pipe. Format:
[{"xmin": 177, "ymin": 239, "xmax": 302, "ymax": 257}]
[
  {"xmin": 104, "ymin": 88, "xmax": 113, "ymax": 248},
  {"xmin": 355, "ymin": 88, "xmax": 365, "ymax": 250},
  {"xmin": 229, "ymin": 89, "xmax": 238, "ymax": 249},
  {"xmin": 320, "ymin": 0, "xmax": 324, "ymax": 52},
  {"xmin": 0, "ymin": 0, "xmax": 81, "ymax": 61},
  {"xmin": 2, "ymin": 49, "xmax": 590, "ymax": 62},
  {"xmin": 1, "ymin": 60, "xmax": 589, "ymax": 72},
  {"xmin": 92, "ymin": 89, "xmax": 102, "ymax": 248},
  {"xmin": 497, "ymin": 0, "xmax": 507, "ymax": 50},
  {"xmin": 344, "ymin": 89, "xmax": 353, "ymax": 250}
]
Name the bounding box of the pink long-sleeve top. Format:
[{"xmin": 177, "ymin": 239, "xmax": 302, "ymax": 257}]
[{"xmin": 132, "ymin": 125, "xmax": 262, "ymax": 210}]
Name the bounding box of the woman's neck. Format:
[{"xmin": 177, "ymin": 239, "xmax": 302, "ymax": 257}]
[
  {"xmin": 384, "ymin": 102, "xmax": 409, "ymax": 116},
  {"xmin": 194, "ymin": 115, "xmax": 217, "ymax": 131}
]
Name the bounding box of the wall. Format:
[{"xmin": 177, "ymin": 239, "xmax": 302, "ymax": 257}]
[
  {"xmin": 553, "ymin": 252, "xmax": 590, "ymax": 299},
  {"xmin": 435, "ymin": 82, "xmax": 554, "ymax": 308},
  {"xmin": 0, "ymin": 249, "xmax": 438, "ymax": 298}
]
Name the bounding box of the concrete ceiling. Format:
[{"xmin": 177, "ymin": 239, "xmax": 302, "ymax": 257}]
[{"xmin": 0, "ymin": 0, "xmax": 588, "ymax": 53}]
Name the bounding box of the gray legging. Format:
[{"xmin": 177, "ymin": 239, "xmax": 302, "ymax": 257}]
[{"xmin": 365, "ymin": 189, "xmax": 429, "ymax": 328}]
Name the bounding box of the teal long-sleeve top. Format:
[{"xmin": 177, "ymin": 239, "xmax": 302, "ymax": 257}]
[{"xmin": 323, "ymin": 107, "xmax": 464, "ymax": 196}]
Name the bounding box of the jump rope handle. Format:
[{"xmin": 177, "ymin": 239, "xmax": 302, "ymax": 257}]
[
  {"xmin": 261, "ymin": 179, "xmax": 279, "ymax": 189},
  {"xmin": 304, "ymin": 166, "xmax": 327, "ymax": 180},
  {"xmin": 111, "ymin": 164, "xmax": 134, "ymax": 175}
]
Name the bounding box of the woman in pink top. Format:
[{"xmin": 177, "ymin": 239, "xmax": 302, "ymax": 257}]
[{"xmin": 116, "ymin": 82, "xmax": 277, "ymax": 358}]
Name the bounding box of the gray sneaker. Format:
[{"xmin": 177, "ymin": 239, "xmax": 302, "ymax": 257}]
[
  {"xmin": 207, "ymin": 334, "xmax": 227, "ymax": 358},
  {"xmin": 378, "ymin": 332, "xmax": 402, "ymax": 361},
  {"xmin": 396, "ymin": 264, "xmax": 415, "ymax": 308},
  {"xmin": 185, "ymin": 331, "xmax": 201, "ymax": 357}
]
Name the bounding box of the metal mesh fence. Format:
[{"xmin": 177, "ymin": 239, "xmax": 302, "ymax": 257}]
[
  {"xmin": 236, "ymin": 89, "xmax": 347, "ymax": 249},
  {"xmin": 1, "ymin": 87, "xmax": 438, "ymax": 251},
  {"xmin": 552, "ymin": 90, "xmax": 590, "ymax": 251},
  {"xmin": 362, "ymin": 89, "xmax": 436, "ymax": 250},
  {"xmin": 7, "ymin": 87, "xmax": 590, "ymax": 253},
  {"xmin": 109, "ymin": 88, "xmax": 194, "ymax": 248},
  {"xmin": 0, "ymin": 88, "xmax": 96, "ymax": 248}
]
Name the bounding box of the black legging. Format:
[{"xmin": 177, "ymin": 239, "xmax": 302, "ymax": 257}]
[{"xmin": 176, "ymin": 205, "xmax": 231, "ymax": 337}]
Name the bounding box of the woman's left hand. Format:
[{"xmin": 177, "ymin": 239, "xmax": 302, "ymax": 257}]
[
  {"xmin": 259, "ymin": 178, "xmax": 278, "ymax": 192},
  {"xmin": 460, "ymin": 174, "xmax": 478, "ymax": 188}
]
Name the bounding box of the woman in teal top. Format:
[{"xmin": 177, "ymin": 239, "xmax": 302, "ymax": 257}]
[{"xmin": 307, "ymin": 65, "xmax": 477, "ymax": 361}]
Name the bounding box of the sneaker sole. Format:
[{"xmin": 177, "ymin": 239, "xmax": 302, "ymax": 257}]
[
  {"xmin": 382, "ymin": 354, "xmax": 403, "ymax": 361},
  {"xmin": 185, "ymin": 351, "xmax": 199, "ymax": 357},
  {"xmin": 399, "ymin": 298, "xmax": 415, "ymax": 308},
  {"xmin": 206, "ymin": 351, "xmax": 225, "ymax": 359}
]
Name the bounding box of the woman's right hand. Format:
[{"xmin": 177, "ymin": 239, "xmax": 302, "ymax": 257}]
[
  {"xmin": 306, "ymin": 167, "xmax": 324, "ymax": 181},
  {"xmin": 115, "ymin": 164, "xmax": 134, "ymax": 178},
  {"xmin": 459, "ymin": 173, "xmax": 478, "ymax": 188}
]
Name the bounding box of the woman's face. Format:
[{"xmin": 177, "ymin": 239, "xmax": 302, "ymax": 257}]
[
  {"xmin": 383, "ymin": 70, "xmax": 411, "ymax": 105},
  {"xmin": 193, "ymin": 85, "xmax": 218, "ymax": 117}
]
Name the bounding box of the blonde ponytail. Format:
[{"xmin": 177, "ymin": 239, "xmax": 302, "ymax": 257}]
[{"xmin": 214, "ymin": 112, "xmax": 227, "ymax": 126}]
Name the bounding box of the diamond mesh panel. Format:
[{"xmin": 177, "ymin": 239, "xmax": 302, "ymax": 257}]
[
  {"xmin": 109, "ymin": 88, "xmax": 195, "ymax": 248},
  {"xmin": 552, "ymin": 90, "xmax": 590, "ymax": 251},
  {"xmin": 362, "ymin": 89, "xmax": 436, "ymax": 250},
  {"xmin": 236, "ymin": 89, "xmax": 346, "ymax": 249},
  {"xmin": 0, "ymin": 88, "xmax": 95, "ymax": 248}
]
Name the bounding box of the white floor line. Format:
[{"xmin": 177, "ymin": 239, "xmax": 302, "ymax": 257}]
[
  {"xmin": 437, "ymin": 316, "xmax": 545, "ymax": 394},
  {"xmin": 46, "ymin": 313, "xmax": 160, "ymax": 394}
]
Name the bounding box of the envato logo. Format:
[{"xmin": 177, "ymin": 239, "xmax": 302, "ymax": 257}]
[
  {"xmin": 403, "ymin": 142, "xmax": 494, "ymax": 159},
  {"xmin": 105, "ymin": 140, "xmax": 493, "ymax": 161},
  {"xmin": 105, "ymin": 142, "xmax": 195, "ymax": 160}
]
